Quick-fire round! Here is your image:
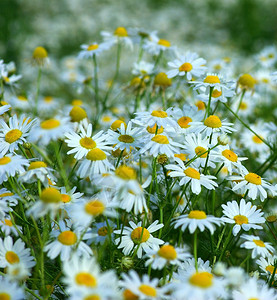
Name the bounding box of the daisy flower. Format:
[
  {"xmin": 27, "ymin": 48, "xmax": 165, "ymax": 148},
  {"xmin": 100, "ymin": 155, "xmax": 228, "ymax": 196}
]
[
  {"xmin": 63, "ymin": 254, "xmax": 117, "ymax": 295},
  {"xmin": 0, "ymin": 114, "xmax": 36, "ymax": 155},
  {"xmin": 64, "ymin": 123, "xmax": 112, "ymax": 160},
  {"xmin": 241, "ymin": 125, "xmax": 269, "ymax": 154},
  {"xmin": 166, "ymin": 158, "xmax": 218, "ymax": 195},
  {"xmin": 228, "ymin": 168, "xmax": 275, "ymax": 201},
  {"xmin": 37, "ymin": 96, "xmax": 60, "ymax": 113},
  {"xmin": 0, "ymin": 188, "xmax": 19, "ymax": 206},
  {"xmin": 86, "ymin": 220, "xmax": 115, "ymax": 245},
  {"xmin": 197, "ymin": 85, "xmax": 235, "ymax": 104},
  {"xmin": 143, "ymin": 32, "xmax": 174, "ymax": 55},
  {"xmin": 101, "ymin": 26, "xmax": 133, "ymax": 49},
  {"xmin": 132, "ymin": 61, "xmax": 154, "ymax": 77},
  {"xmin": 78, "ymin": 42, "xmax": 110, "ymax": 59},
  {"xmin": 232, "ymin": 277, "xmax": 277, "ymax": 300},
  {"xmin": 107, "ymin": 121, "xmax": 141, "ymax": 152},
  {"xmin": 144, "ymin": 243, "xmax": 191, "ymax": 270},
  {"xmin": 173, "ymin": 210, "xmax": 223, "ymax": 234},
  {"xmin": 44, "ymin": 221, "xmax": 92, "ymax": 261},
  {"xmin": 167, "ymin": 51, "xmax": 206, "ymax": 80},
  {"xmin": 9, "ymin": 95, "xmax": 31, "ymax": 110},
  {"xmin": 29, "ymin": 116, "xmax": 73, "ymax": 145},
  {"xmin": 0, "ymin": 103, "xmax": 11, "ymax": 115},
  {"xmin": 257, "ymin": 256, "xmax": 277, "ymax": 279},
  {"xmin": 0, "ymin": 216, "xmax": 22, "ymax": 236},
  {"xmin": 0, "ymin": 154, "xmax": 29, "ymax": 184},
  {"xmin": 240, "ymin": 234, "xmax": 275, "ymax": 258},
  {"xmin": 221, "ymin": 198, "xmax": 265, "ymax": 236},
  {"xmin": 190, "ymin": 73, "xmax": 231, "ymax": 93},
  {"xmin": 213, "ymin": 145, "xmax": 247, "ymax": 173},
  {"xmin": 114, "ymin": 220, "xmax": 164, "ymax": 258},
  {"xmin": 0, "ymin": 277, "xmax": 25, "ymax": 300},
  {"xmin": 0, "ymin": 236, "xmax": 36, "ymax": 269},
  {"xmin": 256, "ymin": 45, "xmax": 277, "ymax": 68}
]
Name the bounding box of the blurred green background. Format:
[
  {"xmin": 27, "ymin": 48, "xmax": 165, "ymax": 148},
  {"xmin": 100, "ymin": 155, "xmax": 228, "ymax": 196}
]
[{"xmin": 1, "ymin": 0, "xmax": 277, "ymax": 64}]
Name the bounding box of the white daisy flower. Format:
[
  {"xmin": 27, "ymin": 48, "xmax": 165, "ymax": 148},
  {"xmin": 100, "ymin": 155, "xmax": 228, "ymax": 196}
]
[
  {"xmin": 8, "ymin": 95, "xmax": 30, "ymax": 110},
  {"xmin": 6, "ymin": 261, "xmax": 31, "ymax": 281},
  {"xmin": 213, "ymin": 145, "xmax": 247, "ymax": 173},
  {"xmin": 101, "ymin": 26, "xmax": 133, "ymax": 49},
  {"xmin": 107, "ymin": 121, "xmax": 141, "ymax": 152},
  {"xmin": 143, "ymin": 32, "xmax": 174, "ymax": 55},
  {"xmin": 228, "ymin": 168, "xmax": 275, "ymax": 201},
  {"xmin": 197, "ymin": 85, "xmax": 235, "ymax": 104},
  {"xmin": 132, "ymin": 61, "xmax": 154, "ymax": 77},
  {"xmin": 173, "ymin": 210, "xmax": 223, "ymax": 234},
  {"xmin": 44, "ymin": 221, "xmax": 92, "ymax": 261},
  {"xmin": 240, "ymin": 234, "xmax": 275, "ymax": 258},
  {"xmin": 114, "ymin": 220, "xmax": 164, "ymax": 258},
  {"xmin": 0, "ymin": 103, "xmax": 11, "ymax": 115},
  {"xmin": 78, "ymin": 42, "xmax": 110, "ymax": 59},
  {"xmin": 0, "ymin": 154, "xmax": 29, "ymax": 184},
  {"xmin": 0, "ymin": 216, "xmax": 22, "ymax": 236},
  {"xmin": 29, "ymin": 116, "xmax": 73, "ymax": 145},
  {"xmin": 0, "ymin": 114, "xmax": 36, "ymax": 155},
  {"xmin": 144, "ymin": 243, "xmax": 191, "ymax": 270},
  {"xmin": 232, "ymin": 277, "xmax": 277, "ymax": 300},
  {"xmin": 257, "ymin": 256, "xmax": 277, "ymax": 279},
  {"xmin": 0, "ymin": 277, "xmax": 25, "ymax": 300},
  {"xmin": 0, "ymin": 236, "xmax": 36, "ymax": 269},
  {"xmin": 37, "ymin": 96, "xmax": 60, "ymax": 114},
  {"xmin": 221, "ymin": 198, "xmax": 265, "ymax": 236},
  {"xmin": 166, "ymin": 158, "xmax": 218, "ymax": 195},
  {"xmin": 271, "ymin": 71, "xmax": 277, "ymax": 84},
  {"xmin": 0, "ymin": 188, "xmax": 19, "ymax": 206},
  {"xmin": 190, "ymin": 73, "xmax": 231, "ymax": 93},
  {"xmin": 86, "ymin": 220, "xmax": 115, "ymax": 245},
  {"xmin": 167, "ymin": 52, "xmax": 206, "ymax": 80},
  {"xmin": 256, "ymin": 45, "xmax": 277, "ymax": 68},
  {"xmin": 120, "ymin": 270, "xmax": 165, "ymax": 299}
]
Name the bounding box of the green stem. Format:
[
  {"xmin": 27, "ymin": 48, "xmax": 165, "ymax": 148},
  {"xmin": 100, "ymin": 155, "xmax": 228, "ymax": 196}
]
[
  {"xmin": 35, "ymin": 67, "xmax": 42, "ymax": 116},
  {"xmin": 93, "ymin": 54, "xmax": 99, "ymax": 116},
  {"xmin": 205, "ymin": 86, "xmax": 214, "ymax": 118},
  {"xmin": 194, "ymin": 230, "xmax": 198, "ymax": 271},
  {"xmin": 236, "ymin": 89, "xmax": 246, "ymax": 114},
  {"xmin": 218, "ymin": 226, "xmax": 233, "ymax": 262}
]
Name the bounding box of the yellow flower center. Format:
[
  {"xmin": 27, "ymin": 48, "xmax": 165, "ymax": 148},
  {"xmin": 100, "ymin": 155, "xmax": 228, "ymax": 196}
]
[
  {"xmin": 238, "ymin": 74, "xmax": 255, "ymax": 89},
  {"xmin": 118, "ymin": 135, "xmax": 134, "ymax": 143},
  {"xmin": 85, "ymin": 200, "xmax": 105, "ymax": 216},
  {"xmin": 84, "ymin": 295, "xmax": 100, "ymax": 300},
  {"xmin": 33, "ymin": 46, "xmax": 48, "ymax": 59},
  {"xmin": 158, "ymin": 39, "xmax": 171, "ymax": 47},
  {"xmin": 178, "ymin": 116, "xmax": 192, "ymax": 128},
  {"xmin": 189, "ymin": 272, "xmax": 213, "ymax": 288},
  {"xmin": 111, "ymin": 120, "xmax": 127, "ymax": 131},
  {"xmin": 70, "ymin": 106, "xmax": 87, "ymax": 122},
  {"xmin": 204, "ymin": 115, "xmax": 222, "ymax": 128},
  {"xmin": 123, "ymin": 289, "xmax": 139, "ymax": 300},
  {"xmin": 234, "ymin": 215, "xmax": 248, "ymax": 225},
  {"xmin": 86, "ymin": 148, "xmax": 107, "ymax": 161},
  {"xmin": 211, "ymin": 89, "xmax": 222, "ymax": 98},
  {"xmin": 115, "ymin": 165, "xmax": 137, "ymax": 180},
  {"xmin": 248, "ymin": 298, "xmax": 259, "ymax": 300},
  {"xmin": 179, "ymin": 62, "xmax": 193, "ymax": 72},
  {"xmin": 147, "ymin": 124, "xmax": 164, "ymax": 134},
  {"xmin": 0, "ymin": 293, "xmax": 11, "ymax": 300},
  {"xmin": 151, "ymin": 134, "xmax": 169, "ymax": 144},
  {"xmin": 139, "ymin": 284, "xmax": 157, "ymax": 297},
  {"xmin": 5, "ymin": 129, "xmax": 22, "ymax": 144},
  {"xmin": 158, "ymin": 245, "xmax": 177, "ymax": 260},
  {"xmin": 131, "ymin": 227, "xmax": 150, "ymax": 243},
  {"xmin": 72, "ymin": 99, "xmax": 83, "ymax": 106},
  {"xmin": 222, "ymin": 149, "xmax": 238, "ymax": 162},
  {"xmin": 3, "ymin": 219, "xmax": 13, "ymax": 226},
  {"xmin": 75, "ymin": 272, "xmax": 97, "ymax": 287},
  {"xmin": 41, "ymin": 119, "xmax": 60, "ymax": 129},
  {"xmin": 252, "ymin": 135, "xmax": 263, "ymax": 144},
  {"xmin": 61, "ymin": 194, "xmax": 71, "ymax": 203},
  {"xmin": 79, "ymin": 137, "xmax": 96, "ymax": 149},
  {"xmin": 102, "ymin": 115, "xmax": 112, "ymax": 122},
  {"xmin": 195, "ymin": 146, "xmax": 207, "ymax": 158},
  {"xmin": 28, "ymin": 161, "xmax": 47, "ymax": 170},
  {"xmin": 114, "ymin": 27, "xmax": 128, "ymax": 37},
  {"xmin": 204, "ymin": 75, "xmax": 220, "ymax": 84},
  {"xmin": 188, "ymin": 210, "xmax": 207, "ymax": 219},
  {"xmin": 87, "ymin": 44, "xmax": 99, "ymax": 51},
  {"xmin": 58, "ymin": 230, "xmax": 77, "ymax": 245},
  {"xmin": 18, "ymin": 95, "xmax": 28, "ymax": 101},
  {"xmin": 195, "ymin": 100, "xmax": 205, "ymax": 110},
  {"xmin": 98, "ymin": 226, "xmax": 109, "ymax": 236},
  {"xmin": 151, "ymin": 110, "xmax": 168, "ymax": 118},
  {"xmin": 244, "ymin": 173, "xmax": 261, "ymax": 185},
  {"xmin": 0, "ymin": 157, "xmax": 11, "ymax": 165},
  {"xmin": 174, "ymin": 153, "xmax": 187, "ymax": 161},
  {"xmin": 253, "ymin": 239, "xmax": 265, "ymax": 247},
  {"xmin": 184, "ymin": 167, "xmax": 201, "ymax": 179},
  {"xmin": 0, "ymin": 192, "xmax": 13, "ymax": 197},
  {"xmin": 266, "ymin": 265, "xmax": 275, "ymax": 274},
  {"xmin": 5, "ymin": 251, "xmax": 20, "ymax": 264},
  {"xmin": 154, "ymin": 72, "xmax": 172, "ymax": 86},
  {"xmin": 40, "ymin": 187, "xmax": 61, "ymax": 203}
]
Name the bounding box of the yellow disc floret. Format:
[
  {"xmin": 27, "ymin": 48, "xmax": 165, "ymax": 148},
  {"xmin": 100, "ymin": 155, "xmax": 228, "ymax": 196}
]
[
  {"xmin": 80, "ymin": 137, "xmax": 96, "ymax": 149},
  {"xmin": 204, "ymin": 115, "xmax": 222, "ymax": 128},
  {"xmin": 244, "ymin": 173, "xmax": 262, "ymax": 185},
  {"xmin": 147, "ymin": 124, "xmax": 164, "ymax": 134},
  {"xmin": 70, "ymin": 106, "xmax": 87, "ymax": 122},
  {"xmin": 204, "ymin": 75, "xmax": 220, "ymax": 84},
  {"xmin": 158, "ymin": 245, "xmax": 177, "ymax": 260},
  {"xmin": 189, "ymin": 272, "xmax": 213, "ymax": 288},
  {"xmin": 0, "ymin": 293, "xmax": 11, "ymax": 300},
  {"xmin": 238, "ymin": 74, "xmax": 256, "ymax": 89},
  {"xmin": 115, "ymin": 165, "xmax": 137, "ymax": 180},
  {"xmin": 41, "ymin": 119, "xmax": 60, "ymax": 129},
  {"xmin": 211, "ymin": 89, "xmax": 222, "ymax": 98},
  {"xmin": 58, "ymin": 231, "xmax": 77, "ymax": 245},
  {"xmin": 87, "ymin": 44, "xmax": 99, "ymax": 51},
  {"xmin": 111, "ymin": 120, "xmax": 127, "ymax": 131},
  {"xmin": 151, "ymin": 110, "xmax": 168, "ymax": 118},
  {"xmin": 28, "ymin": 161, "xmax": 47, "ymax": 170},
  {"xmin": 177, "ymin": 116, "xmax": 192, "ymax": 128},
  {"xmin": 114, "ymin": 27, "xmax": 128, "ymax": 37},
  {"xmin": 118, "ymin": 135, "xmax": 135, "ymax": 143},
  {"xmin": 75, "ymin": 272, "xmax": 97, "ymax": 287},
  {"xmin": 188, "ymin": 210, "xmax": 207, "ymax": 219},
  {"xmin": 33, "ymin": 46, "xmax": 48, "ymax": 59},
  {"xmin": 154, "ymin": 72, "xmax": 172, "ymax": 87},
  {"xmin": 85, "ymin": 200, "xmax": 105, "ymax": 216},
  {"xmin": 222, "ymin": 149, "xmax": 238, "ymax": 162},
  {"xmin": 253, "ymin": 239, "xmax": 266, "ymax": 247},
  {"xmin": 234, "ymin": 215, "xmax": 248, "ymax": 225},
  {"xmin": 139, "ymin": 285, "xmax": 157, "ymax": 297},
  {"xmin": 158, "ymin": 39, "xmax": 171, "ymax": 47},
  {"xmin": 5, "ymin": 129, "xmax": 22, "ymax": 144},
  {"xmin": 86, "ymin": 148, "xmax": 107, "ymax": 161},
  {"xmin": 184, "ymin": 167, "xmax": 201, "ymax": 180},
  {"xmin": 195, "ymin": 146, "xmax": 207, "ymax": 158},
  {"xmin": 179, "ymin": 62, "xmax": 193, "ymax": 72},
  {"xmin": 131, "ymin": 227, "xmax": 150, "ymax": 243},
  {"xmin": 0, "ymin": 157, "xmax": 11, "ymax": 165},
  {"xmin": 5, "ymin": 251, "xmax": 20, "ymax": 264},
  {"xmin": 151, "ymin": 134, "xmax": 169, "ymax": 144},
  {"xmin": 40, "ymin": 187, "xmax": 61, "ymax": 203}
]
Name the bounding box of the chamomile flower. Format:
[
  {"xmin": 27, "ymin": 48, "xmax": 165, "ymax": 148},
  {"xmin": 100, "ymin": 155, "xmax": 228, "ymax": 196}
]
[
  {"xmin": 44, "ymin": 221, "xmax": 92, "ymax": 261},
  {"xmin": 101, "ymin": 26, "xmax": 133, "ymax": 49},
  {"xmin": 132, "ymin": 61, "xmax": 154, "ymax": 77},
  {"xmin": 0, "ymin": 216, "xmax": 22, "ymax": 236},
  {"xmin": 9, "ymin": 95, "xmax": 30, "ymax": 110},
  {"xmin": 0, "ymin": 154, "xmax": 29, "ymax": 184},
  {"xmin": 144, "ymin": 243, "xmax": 191, "ymax": 270},
  {"xmin": 87, "ymin": 221, "xmax": 115, "ymax": 245},
  {"xmin": 240, "ymin": 234, "xmax": 275, "ymax": 258},
  {"xmin": 228, "ymin": 168, "xmax": 275, "ymax": 201},
  {"xmin": 191, "ymin": 73, "xmax": 231, "ymax": 93},
  {"xmin": 114, "ymin": 220, "xmax": 164, "ymax": 258},
  {"xmin": 0, "ymin": 277, "xmax": 25, "ymax": 300},
  {"xmin": 143, "ymin": 32, "xmax": 173, "ymax": 55},
  {"xmin": 0, "ymin": 188, "xmax": 19, "ymax": 206},
  {"xmin": 173, "ymin": 210, "xmax": 222, "ymax": 234},
  {"xmin": 232, "ymin": 277, "xmax": 277, "ymax": 300},
  {"xmin": 213, "ymin": 145, "xmax": 247, "ymax": 173},
  {"xmin": 0, "ymin": 114, "xmax": 36, "ymax": 155},
  {"xmin": 120, "ymin": 270, "xmax": 165, "ymax": 299},
  {"xmin": 241, "ymin": 125, "xmax": 269, "ymax": 154},
  {"xmin": 37, "ymin": 96, "xmax": 60, "ymax": 113},
  {"xmin": 257, "ymin": 256, "xmax": 277, "ymax": 278},
  {"xmin": 167, "ymin": 52, "xmax": 206, "ymax": 80},
  {"xmin": 166, "ymin": 158, "xmax": 218, "ymax": 195},
  {"xmin": 0, "ymin": 236, "xmax": 36, "ymax": 269},
  {"xmin": 78, "ymin": 42, "xmax": 110, "ymax": 59},
  {"xmin": 0, "ymin": 103, "xmax": 11, "ymax": 115},
  {"xmin": 29, "ymin": 116, "xmax": 72, "ymax": 145},
  {"xmin": 197, "ymin": 85, "xmax": 235, "ymax": 104},
  {"xmin": 221, "ymin": 198, "xmax": 265, "ymax": 236},
  {"xmin": 256, "ymin": 45, "xmax": 277, "ymax": 68},
  {"xmin": 107, "ymin": 121, "xmax": 141, "ymax": 152}
]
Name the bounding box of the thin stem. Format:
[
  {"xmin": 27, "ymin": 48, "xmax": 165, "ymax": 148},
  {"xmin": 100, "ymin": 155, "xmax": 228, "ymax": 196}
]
[
  {"xmin": 93, "ymin": 54, "xmax": 99, "ymax": 116},
  {"xmin": 235, "ymin": 89, "xmax": 246, "ymax": 114},
  {"xmin": 205, "ymin": 86, "xmax": 214, "ymax": 118},
  {"xmin": 35, "ymin": 67, "xmax": 42, "ymax": 116},
  {"xmin": 194, "ymin": 230, "xmax": 198, "ymax": 271}
]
